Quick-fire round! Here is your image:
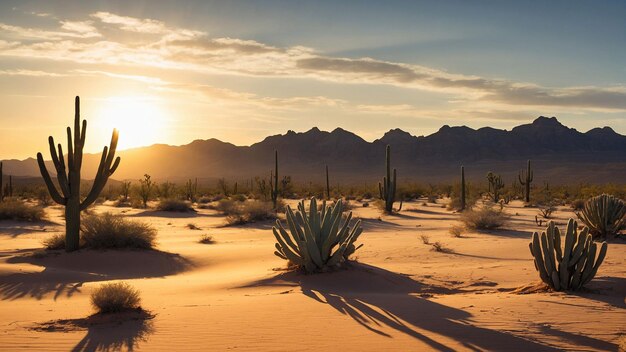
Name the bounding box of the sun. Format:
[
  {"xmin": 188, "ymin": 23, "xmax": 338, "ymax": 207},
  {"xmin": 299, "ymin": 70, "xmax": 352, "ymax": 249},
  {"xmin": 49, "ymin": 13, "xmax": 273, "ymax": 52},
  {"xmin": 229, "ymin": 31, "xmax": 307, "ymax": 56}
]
[{"xmin": 94, "ymin": 96, "xmax": 167, "ymax": 150}]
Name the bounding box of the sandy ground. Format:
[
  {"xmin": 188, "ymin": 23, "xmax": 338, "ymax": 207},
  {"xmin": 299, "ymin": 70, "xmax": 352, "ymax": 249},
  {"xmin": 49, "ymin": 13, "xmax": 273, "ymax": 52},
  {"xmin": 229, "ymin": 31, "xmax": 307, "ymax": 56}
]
[{"xmin": 0, "ymin": 199, "xmax": 624, "ymax": 351}]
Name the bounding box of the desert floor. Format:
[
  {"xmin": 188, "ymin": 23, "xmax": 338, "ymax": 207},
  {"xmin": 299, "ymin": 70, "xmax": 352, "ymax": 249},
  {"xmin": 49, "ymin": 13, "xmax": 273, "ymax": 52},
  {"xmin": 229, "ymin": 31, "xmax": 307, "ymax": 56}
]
[{"xmin": 0, "ymin": 199, "xmax": 624, "ymax": 351}]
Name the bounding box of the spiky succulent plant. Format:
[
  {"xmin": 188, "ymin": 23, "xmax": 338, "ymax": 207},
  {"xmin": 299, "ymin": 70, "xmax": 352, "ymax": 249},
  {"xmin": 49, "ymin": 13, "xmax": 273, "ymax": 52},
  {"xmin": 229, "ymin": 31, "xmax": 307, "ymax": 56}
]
[
  {"xmin": 272, "ymin": 198, "xmax": 363, "ymax": 273},
  {"xmin": 576, "ymin": 194, "xmax": 626, "ymax": 238}
]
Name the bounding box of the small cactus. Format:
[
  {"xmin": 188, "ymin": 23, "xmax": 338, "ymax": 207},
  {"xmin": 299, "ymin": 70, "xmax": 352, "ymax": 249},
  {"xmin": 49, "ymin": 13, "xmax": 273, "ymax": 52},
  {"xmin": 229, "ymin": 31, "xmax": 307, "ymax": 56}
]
[
  {"xmin": 518, "ymin": 160, "xmax": 534, "ymax": 203},
  {"xmin": 460, "ymin": 166, "xmax": 466, "ymax": 211},
  {"xmin": 270, "ymin": 150, "xmax": 279, "ymax": 209},
  {"xmin": 378, "ymin": 145, "xmax": 398, "ymax": 213},
  {"xmin": 486, "ymin": 172, "xmax": 504, "ymax": 203},
  {"xmin": 529, "ymin": 219, "xmax": 607, "ymax": 291}
]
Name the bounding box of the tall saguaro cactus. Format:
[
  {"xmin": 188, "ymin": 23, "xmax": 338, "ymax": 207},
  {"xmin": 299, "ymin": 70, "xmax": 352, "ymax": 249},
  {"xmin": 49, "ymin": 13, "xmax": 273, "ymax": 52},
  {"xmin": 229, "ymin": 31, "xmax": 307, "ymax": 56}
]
[
  {"xmin": 460, "ymin": 166, "xmax": 466, "ymax": 211},
  {"xmin": 0, "ymin": 162, "xmax": 3, "ymax": 202},
  {"xmin": 270, "ymin": 150, "xmax": 279, "ymax": 209},
  {"xmin": 378, "ymin": 145, "xmax": 398, "ymax": 213},
  {"xmin": 325, "ymin": 164, "xmax": 330, "ymax": 200},
  {"xmin": 518, "ymin": 160, "xmax": 533, "ymax": 203},
  {"xmin": 37, "ymin": 96, "xmax": 121, "ymax": 252}
]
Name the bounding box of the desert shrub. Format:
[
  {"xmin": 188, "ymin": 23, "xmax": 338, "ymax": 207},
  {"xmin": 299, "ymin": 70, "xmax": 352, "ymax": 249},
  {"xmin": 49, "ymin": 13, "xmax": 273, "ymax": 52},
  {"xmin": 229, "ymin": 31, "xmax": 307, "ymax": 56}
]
[
  {"xmin": 0, "ymin": 200, "xmax": 45, "ymax": 221},
  {"xmin": 530, "ymin": 219, "xmax": 607, "ymax": 291},
  {"xmin": 156, "ymin": 199, "xmax": 194, "ymax": 212},
  {"xmin": 42, "ymin": 233, "xmax": 65, "ymax": 250},
  {"xmin": 81, "ymin": 213, "xmax": 157, "ymax": 249},
  {"xmin": 576, "ymin": 194, "xmax": 626, "ymax": 238},
  {"xmin": 430, "ymin": 242, "xmax": 452, "ymax": 253},
  {"xmin": 231, "ymin": 194, "xmax": 247, "ymax": 202},
  {"xmin": 186, "ymin": 223, "xmax": 200, "ymax": 230},
  {"xmin": 570, "ymin": 199, "xmax": 585, "ymax": 211},
  {"xmin": 420, "ymin": 234, "xmax": 430, "ymax": 244},
  {"xmin": 449, "ymin": 225, "xmax": 463, "ymax": 238},
  {"xmin": 91, "ymin": 282, "xmax": 141, "ymax": 313},
  {"xmin": 225, "ymin": 200, "xmax": 276, "ymax": 225},
  {"xmin": 273, "ymin": 198, "xmax": 363, "ymax": 273},
  {"xmin": 114, "ymin": 199, "xmax": 132, "ymax": 208},
  {"xmin": 197, "ymin": 196, "xmax": 211, "ymax": 204},
  {"xmin": 538, "ymin": 205, "xmax": 556, "ymax": 219},
  {"xmin": 199, "ymin": 234, "xmax": 214, "ymax": 244},
  {"xmin": 461, "ymin": 206, "xmax": 506, "ymax": 230}
]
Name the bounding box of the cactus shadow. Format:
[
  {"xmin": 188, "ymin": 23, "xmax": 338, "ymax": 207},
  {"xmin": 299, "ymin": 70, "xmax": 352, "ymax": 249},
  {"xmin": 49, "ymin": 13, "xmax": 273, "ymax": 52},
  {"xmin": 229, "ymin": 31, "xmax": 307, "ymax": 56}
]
[
  {"xmin": 0, "ymin": 219, "xmax": 61, "ymax": 238},
  {"xmin": 573, "ymin": 276, "xmax": 626, "ymax": 309},
  {"xmin": 0, "ymin": 249, "xmax": 192, "ymax": 300},
  {"xmin": 130, "ymin": 210, "xmax": 200, "ymax": 218},
  {"xmin": 243, "ymin": 263, "xmax": 559, "ymax": 351}
]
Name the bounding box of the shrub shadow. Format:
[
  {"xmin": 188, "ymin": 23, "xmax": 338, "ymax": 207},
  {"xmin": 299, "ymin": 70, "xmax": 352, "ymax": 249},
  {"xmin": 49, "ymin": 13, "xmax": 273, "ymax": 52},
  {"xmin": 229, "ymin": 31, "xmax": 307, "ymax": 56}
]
[
  {"xmin": 0, "ymin": 249, "xmax": 192, "ymax": 300},
  {"xmin": 32, "ymin": 309, "xmax": 155, "ymax": 352},
  {"xmin": 242, "ymin": 263, "xmax": 559, "ymax": 351}
]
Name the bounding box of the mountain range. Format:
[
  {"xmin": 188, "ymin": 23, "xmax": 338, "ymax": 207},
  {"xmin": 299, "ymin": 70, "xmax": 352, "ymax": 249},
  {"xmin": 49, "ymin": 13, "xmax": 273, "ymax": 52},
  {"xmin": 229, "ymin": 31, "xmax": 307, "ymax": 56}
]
[{"xmin": 2, "ymin": 116, "xmax": 625, "ymax": 185}]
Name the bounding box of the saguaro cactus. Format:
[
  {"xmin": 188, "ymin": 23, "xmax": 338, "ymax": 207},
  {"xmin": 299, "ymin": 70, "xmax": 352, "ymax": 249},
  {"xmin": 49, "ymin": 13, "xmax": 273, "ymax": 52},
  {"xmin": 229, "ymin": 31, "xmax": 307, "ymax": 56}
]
[
  {"xmin": 37, "ymin": 96, "xmax": 120, "ymax": 252},
  {"xmin": 529, "ymin": 219, "xmax": 607, "ymax": 291},
  {"xmin": 270, "ymin": 150, "xmax": 279, "ymax": 209},
  {"xmin": 460, "ymin": 166, "xmax": 466, "ymax": 211},
  {"xmin": 518, "ymin": 160, "xmax": 533, "ymax": 203},
  {"xmin": 378, "ymin": 145, "xmax": 398, "ymax": 213},
  {"xmin": 325, "ymin": 164, "xmax": 330, "ymax": 200},
  {"xmin": 0, "ymin": 162, "xmax": 3, "ymax": 202}
]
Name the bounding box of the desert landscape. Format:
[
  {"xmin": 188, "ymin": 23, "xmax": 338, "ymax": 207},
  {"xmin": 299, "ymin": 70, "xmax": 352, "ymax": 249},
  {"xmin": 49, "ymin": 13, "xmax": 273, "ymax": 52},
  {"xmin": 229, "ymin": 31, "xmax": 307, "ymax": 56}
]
[{"xmin": 1, "ymin": 1, "xmax": 625, "ymax": 351}]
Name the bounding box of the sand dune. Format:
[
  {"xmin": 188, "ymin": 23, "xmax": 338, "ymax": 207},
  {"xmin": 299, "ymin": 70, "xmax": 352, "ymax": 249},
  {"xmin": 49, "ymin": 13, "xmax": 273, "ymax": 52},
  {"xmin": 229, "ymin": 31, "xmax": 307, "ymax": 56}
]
[{"xmin": 0, "ymin": 200, "xmax": 624, "ymax": 351}]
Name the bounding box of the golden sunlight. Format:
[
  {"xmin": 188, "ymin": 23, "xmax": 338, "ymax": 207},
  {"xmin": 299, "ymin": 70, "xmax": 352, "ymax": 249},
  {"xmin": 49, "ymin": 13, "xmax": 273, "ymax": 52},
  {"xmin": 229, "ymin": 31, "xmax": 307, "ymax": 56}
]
[{"xmin": 94, "ymin": 96, "xmax": 167, "ymax": 150}]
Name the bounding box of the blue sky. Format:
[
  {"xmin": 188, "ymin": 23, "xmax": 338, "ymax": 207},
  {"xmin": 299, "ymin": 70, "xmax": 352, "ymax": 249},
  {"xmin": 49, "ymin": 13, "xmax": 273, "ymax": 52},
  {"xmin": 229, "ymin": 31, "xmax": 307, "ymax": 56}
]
[{"xmin": 0, "ymin": 0, "xmax": 625, "ymax": 158}]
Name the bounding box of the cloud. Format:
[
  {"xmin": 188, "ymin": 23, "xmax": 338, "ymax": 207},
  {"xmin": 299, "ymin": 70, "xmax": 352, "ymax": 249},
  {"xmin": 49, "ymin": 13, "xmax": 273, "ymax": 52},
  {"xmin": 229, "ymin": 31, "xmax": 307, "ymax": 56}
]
[
  {"xmin": 0, "ymin": 11, "xmax": 624, "ymax": 113},
  {"xmin": 91, "ymin": 12, "xmax": 169, "ymax": 34},
  {"xmin": 0, "ymin": 69, "xmax": 65, "ymax": 77},
  {"xmin": 60, "ymin": 21, "xmax": 101, "ymax": 38}
]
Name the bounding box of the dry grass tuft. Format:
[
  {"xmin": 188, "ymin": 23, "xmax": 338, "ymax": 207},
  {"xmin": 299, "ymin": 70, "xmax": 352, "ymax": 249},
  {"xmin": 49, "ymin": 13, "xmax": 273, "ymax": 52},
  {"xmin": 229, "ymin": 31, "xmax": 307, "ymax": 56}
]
[
  {"xmin": 199, "ymin": 234, "xmax": 215, "ymax": 244},
  {"xmin": 461, "ymin": 206, "xmax": 506, "ymax": 230},
  {"xmin": 82, "ymin": 213, "xmax": 157, "ymax": 249},
  {"xmin": 91, "ymin": 282, "xmax": 141, "ymax": 314},
  {"xmin": 0, "ymin": 199, "xmax": 45, "ymax": 221}
]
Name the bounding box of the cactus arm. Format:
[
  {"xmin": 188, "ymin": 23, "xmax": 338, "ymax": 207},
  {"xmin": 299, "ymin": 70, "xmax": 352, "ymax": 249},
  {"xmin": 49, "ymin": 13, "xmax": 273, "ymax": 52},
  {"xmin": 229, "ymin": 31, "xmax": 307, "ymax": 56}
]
[
  {"xmin": 581, "ymin": 241, "xmax": 607, "ymax": 286},
  {"xmin": 80, "ymin": 130, "xmax": 120, "ymax": 210},
  {"xmin": 36, "ymin": 152, "xmax": 66, "ymax": 205},
  {"xmin": 47, "ymin": 137, "xmax": 70, "ymax": 197}
]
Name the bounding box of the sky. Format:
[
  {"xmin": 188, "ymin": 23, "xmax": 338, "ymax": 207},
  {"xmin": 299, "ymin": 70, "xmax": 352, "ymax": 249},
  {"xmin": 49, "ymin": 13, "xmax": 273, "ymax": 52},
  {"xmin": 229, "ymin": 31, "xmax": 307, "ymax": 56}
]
[{"xmin": 0, "ymin": 0, "xmax": 625, "ymax": 159}]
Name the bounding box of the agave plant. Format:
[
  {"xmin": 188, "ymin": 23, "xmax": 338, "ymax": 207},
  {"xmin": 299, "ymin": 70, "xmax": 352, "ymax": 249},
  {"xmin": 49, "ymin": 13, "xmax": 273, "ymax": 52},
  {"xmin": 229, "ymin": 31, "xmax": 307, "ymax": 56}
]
[
  {"xmin": 272, "ymin": 198, "xmax": 363, "ymax": 273},
  {"xmin": 576, "ymin": 194, "xmax": 626, "ymax": 238},
  {"xmin": 529, "ymin": 219, "xmax": 607, "ymax": 291}
]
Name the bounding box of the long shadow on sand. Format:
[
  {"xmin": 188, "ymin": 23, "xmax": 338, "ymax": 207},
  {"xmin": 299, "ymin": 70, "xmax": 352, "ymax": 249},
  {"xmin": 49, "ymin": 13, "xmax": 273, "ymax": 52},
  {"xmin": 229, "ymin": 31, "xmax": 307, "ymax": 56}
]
[
  {"xmin": 0, "ymin": 219, "xmax": 61, "ymax": 237},
  {"xmin": 0, "ymin": 249, "xmax": 192, "ymax": 300},
  {"xmin": 243, "ymin": 263, "xmax": 559, "ymax": 351},
  {"xmin": 33, "ymin": 309, "xmax": 155, "ymax": 352},
  {"xmin": 130, "ymin": 210, "xmax": 200, "ymax": 218},
  {"xmin": 575, "ymin": 276, "xmax": 626, "ymax": 309}
]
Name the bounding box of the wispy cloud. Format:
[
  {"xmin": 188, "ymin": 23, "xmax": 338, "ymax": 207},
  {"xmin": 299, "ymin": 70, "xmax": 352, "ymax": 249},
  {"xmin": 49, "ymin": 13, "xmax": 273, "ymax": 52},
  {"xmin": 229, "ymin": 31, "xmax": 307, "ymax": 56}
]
[
  {"xmin": 0, "ymin": 69, "xmax": 65, "ymax": 77},
  {"xmin": 0, "ymin": 11, "xmax": 624, "ymax": 113}
]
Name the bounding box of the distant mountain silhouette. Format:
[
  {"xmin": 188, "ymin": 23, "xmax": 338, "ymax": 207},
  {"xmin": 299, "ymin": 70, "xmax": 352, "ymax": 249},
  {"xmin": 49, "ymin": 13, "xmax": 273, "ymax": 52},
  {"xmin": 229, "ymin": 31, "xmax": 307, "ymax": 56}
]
[{"xmin": 2, "ymin": 117, "xmax": 626, "ymax": 184}]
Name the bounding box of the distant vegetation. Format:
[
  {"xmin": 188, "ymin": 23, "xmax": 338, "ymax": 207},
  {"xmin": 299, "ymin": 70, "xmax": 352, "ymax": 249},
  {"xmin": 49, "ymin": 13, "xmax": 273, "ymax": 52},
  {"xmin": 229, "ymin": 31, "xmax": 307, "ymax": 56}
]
[{"xmin": 0, "ymin": 199, "xmax": 44, "ymax": 221}]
